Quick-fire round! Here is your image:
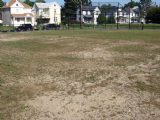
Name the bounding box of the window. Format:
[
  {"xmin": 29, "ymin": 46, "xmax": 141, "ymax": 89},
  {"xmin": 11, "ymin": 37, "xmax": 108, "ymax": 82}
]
[
  {"xmin": 17, "ymin": 18, "xmax": 20, "ymax": 22},
  {"xmin": 96, "ymin": 11, "xmax": 98, "ymax": 15},
  {"xmin": 54, "ymin": 9, "xmax": 56, "ymax": 13},
  {"xmin": 16, "ymin": 4, "xmax": 18, "ymax": 6},
  {"xmin": 16, "ymin": 9, "xmax": 19, "ymax": 13},
  {"xmin": 53, "ymin": 17, "xmax": 57, "ymax": 22},
  {"xmin": 54, "ymin": 4, "xmax": 56, "ymax": 6}
]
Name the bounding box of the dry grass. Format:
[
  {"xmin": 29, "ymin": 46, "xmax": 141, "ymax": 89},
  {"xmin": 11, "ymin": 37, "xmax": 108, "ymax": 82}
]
[{"xmin": 0, "ymin": 29, "xmax": 160, "ymax": 119}]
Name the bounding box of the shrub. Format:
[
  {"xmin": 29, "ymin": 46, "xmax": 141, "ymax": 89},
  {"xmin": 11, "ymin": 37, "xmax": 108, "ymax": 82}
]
[
  {"xmin": 97, "ymin": 13, "xmax": 106, "ymax": 24},
  {"xmin": 0, "ymin": 23, "xmax": 2, "ymax": 27}
]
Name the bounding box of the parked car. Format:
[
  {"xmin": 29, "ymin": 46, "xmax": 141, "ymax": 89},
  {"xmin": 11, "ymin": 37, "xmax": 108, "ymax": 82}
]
[
  {"xmin": 15, "ymin": 24, "xmax": 33, "ymax": 31},
  {"xmin": 42, "ymin": 24, "xmax": 60, "ymax": 30}
]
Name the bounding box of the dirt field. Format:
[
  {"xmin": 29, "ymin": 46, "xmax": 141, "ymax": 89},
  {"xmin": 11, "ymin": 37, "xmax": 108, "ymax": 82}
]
[{"xmin": 0, "ymin": 29, "xmax": 160, "ymax": 120}]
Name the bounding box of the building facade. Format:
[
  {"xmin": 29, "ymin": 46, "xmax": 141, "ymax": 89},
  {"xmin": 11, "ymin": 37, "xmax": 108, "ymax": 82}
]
[
  {"xmin": 2, "ymin": 0, "xmax": 34, "ymax": 26},
  {"xmin": 32, "ymin": 2, "xmax": 61, "ymax": 25},
  {"xmin": 76, "ymin": 6, "xmax": 101, "ymax": 24}
]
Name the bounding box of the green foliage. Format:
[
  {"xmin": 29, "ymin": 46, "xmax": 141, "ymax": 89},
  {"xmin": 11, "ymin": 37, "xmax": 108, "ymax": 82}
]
[
  {"xmin": 140, "ymin": 0, "xmax": 154, "ymax": 17},
  {"xmin": 0, "ymin": 23, "xmax": 2, "ymax": 27},
  {"xmin": 24, "ymin": 0, "xmax": 34, "ymax": 7},
  {"xmin": 100, "ymin": 4, "xmax": 111, "ymax": 13},
  {"xmin": 124, "ymin": 0, "xmax": 141, "ymax": 8},
  {"xmin": 61, "ymin": 0, "xmax": 78, "ymax": 24},
  {"xmin": 97, "ymin": 13, "xmax": 106, "ymax": 24},
  {"xmin": 35, "ymin": 0, "xmax": 46, "ymax": 3},
  {"xmin": 0, "ymin": 0, "xmax": 5, "ymax": 10},
  {"xmin": 146, "ymin": 7, "xmax": 160, "ymax": 24},
  {"xmin": 107, "ymin": 14, "xmax": 115, "ymax": 24},
  {"xmin": 39, "ymin": 15, "xmax": 44, "ymax": 24}
]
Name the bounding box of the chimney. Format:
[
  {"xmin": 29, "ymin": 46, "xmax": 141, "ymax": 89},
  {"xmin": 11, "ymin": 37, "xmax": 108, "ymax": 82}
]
[{"xmin": 6, "ymin": 3, "xmax": 9, "ymax": 6}]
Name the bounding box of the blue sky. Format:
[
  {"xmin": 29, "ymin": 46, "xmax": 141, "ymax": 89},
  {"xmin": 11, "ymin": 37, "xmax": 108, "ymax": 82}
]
[
  {"xmin": 48, "ymin": 0, "xmax": 160, "ymax": 6},
  {"xmin": 4, "ymin": 0, "xmax": 160, "ymax": 6}
]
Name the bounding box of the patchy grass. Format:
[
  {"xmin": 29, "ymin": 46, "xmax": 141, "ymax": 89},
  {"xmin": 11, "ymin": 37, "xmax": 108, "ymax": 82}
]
[{"xmin": 0, "ymin": 29, "xmax": 160, "ymax": 119}]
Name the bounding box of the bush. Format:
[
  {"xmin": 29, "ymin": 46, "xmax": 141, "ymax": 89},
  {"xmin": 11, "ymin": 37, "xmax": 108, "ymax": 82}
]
[
  {"xmin": 97, "ymin": 13, "xmax": 106, "ymax": 24},
  {"xmin": 107, "ymin": 14, "xmax": 115, "ymax": 24},
  {"xmin": 0, "ymin": 23, "xmax": 2, "ymax": 27}
]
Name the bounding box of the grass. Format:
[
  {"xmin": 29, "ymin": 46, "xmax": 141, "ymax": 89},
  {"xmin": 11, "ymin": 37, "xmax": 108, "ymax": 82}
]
[{"xmin": 0, "ymin": 29, "xmax": 160, "ymax": 119}]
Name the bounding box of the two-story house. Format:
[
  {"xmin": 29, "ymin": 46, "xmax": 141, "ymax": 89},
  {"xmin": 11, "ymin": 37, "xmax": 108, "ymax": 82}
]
[
  {"xmin": 103, "ymin": 6, "xmax": 141, "ymax": 24},
  {"xmin": 32, "ymin": 2, "xmax": 61, "ymax": 25},
  {"xmin": 76, "ymin": 6, "xmax": 101, "ymax": 24},
  {"xmin": 2, "ymin": 0, "xmax": 34, "ymax": 26}
]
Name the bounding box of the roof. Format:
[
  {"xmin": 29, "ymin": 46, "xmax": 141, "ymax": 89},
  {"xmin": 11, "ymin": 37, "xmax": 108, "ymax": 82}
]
[
  {"xmin": 103, "ymin": 6, "xmax": 117, "ymax": 13},
  {"xmin": 122, "ymin": 7, "xmax": 134, "ymax": 14},
  {"xmin": 82, "ymin": 6, "xmax": 98, "ymax": 11},
  {"xmin": 11, "ymin": 13, "xmax": 34, "ymax": 17},
  {"xmin": 83, "ymin": 15, "xmax": 92, "ymax": 18},
  {"xmin": 35, "ymin": 2, "xmax": 58, "ymax": 9},
  {"xmin": 2, "ymin": 0, "xmax": 31, "ymax": 8}
]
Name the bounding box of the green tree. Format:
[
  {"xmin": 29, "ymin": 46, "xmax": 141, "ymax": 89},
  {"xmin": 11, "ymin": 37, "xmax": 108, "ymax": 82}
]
[
  {"xmin": 35, "ymin": 0, "xmax": 46, "ymax": 3},
  {"xmin": 97, "ymin": 13, "xmax": 106, "ymax": 24},
  {"xmin": 107, "ymin": 14, "xmax": 115, "ymax": 24},
  {"xmin": 140, "ymin": 0, "xmax": 154, "ymax": 17},
  {"xmin": 146, "ymin": 7, "xmax": 160, "ymax": 23},
  {"xmin": 24, "ymin": 0, "xmax": 34, "ymax": 7},
  {"xmin": 0, "ymin": 0, "xmax": 5, "ymax": 11},
  {"xmin": 124, "ymin": 0, "xmax": 141, "ymax": 8},
  {"xmin": 100, "ymin": 4, "xmax": 111, "ymax": 13},
  {"xmin": 39, "ymin": 15, "xmax": 44, "ymax": 24}
]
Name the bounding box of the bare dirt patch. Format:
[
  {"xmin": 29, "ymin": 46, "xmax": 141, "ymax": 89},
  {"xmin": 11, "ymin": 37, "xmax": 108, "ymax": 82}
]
[{"xmin": 1, "ymin": 30, "xmax": 160, "ymax": 120}]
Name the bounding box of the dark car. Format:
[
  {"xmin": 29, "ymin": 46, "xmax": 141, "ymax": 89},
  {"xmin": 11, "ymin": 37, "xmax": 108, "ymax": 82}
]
[
  {"xmin": 42, "ymin": 24, "xmax": 60, "ymax": 30},
  {"xmin": 15, "ymin": 24, "xmax": 33, "ymax": 31}
]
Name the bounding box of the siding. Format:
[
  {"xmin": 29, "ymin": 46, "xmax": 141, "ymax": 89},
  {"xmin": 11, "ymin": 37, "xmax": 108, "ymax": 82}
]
[{"xmin": 2, "ymin": 8, "xmax": 11, "ymax": 25}]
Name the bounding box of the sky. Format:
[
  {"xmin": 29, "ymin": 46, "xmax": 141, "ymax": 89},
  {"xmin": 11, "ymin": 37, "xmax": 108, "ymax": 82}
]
[
  {"xmin": 48, "ymin": 0, "xmax": 160, "ymax": 6},
  {"xmin": 3, "ymin": 0, "xmax": 160, "ymax": 6}
]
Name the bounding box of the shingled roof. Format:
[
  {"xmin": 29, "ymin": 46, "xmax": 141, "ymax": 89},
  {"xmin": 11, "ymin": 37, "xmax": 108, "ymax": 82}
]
[{"xmin": 2, "ymin": 0, "xmax": 31, "ymax": 8}]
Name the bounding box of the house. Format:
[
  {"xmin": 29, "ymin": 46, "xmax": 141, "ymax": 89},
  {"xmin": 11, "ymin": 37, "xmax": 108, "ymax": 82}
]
[
  {"xmin": 2, "ymin": 0, "xmax": 34, "ymax": 26},
  {"xmin": 76, "ymin": 6, "xmax": 101, "ymax": 24},
  {"xmin": 103, "ymin": 6, "xmax": 142, "ymax": 24},
  {"xmin": 32, "ymin": 2, "xmax": 61, "ymax": 25}
]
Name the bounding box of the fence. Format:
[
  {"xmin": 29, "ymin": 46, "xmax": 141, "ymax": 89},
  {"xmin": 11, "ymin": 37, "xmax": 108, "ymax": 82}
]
[{"xmin": 1, "ymin": 2, "xmax": 160, "ymax": 32}]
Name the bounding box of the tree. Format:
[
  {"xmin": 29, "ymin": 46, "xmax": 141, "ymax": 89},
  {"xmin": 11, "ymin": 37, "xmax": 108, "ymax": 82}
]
[
  {"xmin": 35, "ymin": 0, "xmax": 46, "ymax": 3},
  {"xmin": 124, "ymin": 0, "xmax": 140, "ymax": 9},
  {"xmin": 97, "ymin": 13, "xmax": 106, "ymax": 24},
  {"xmin": 140, "ymin": 0, "xmax": 154, "ymax": 17},
  {"xmin": 100, "ymin": 4, "xmax": 111, "ymax": 13},
  {"xmin": 107, "ymin": 14, "xmax": 115, "ymax": 24},
  {"xmin": 24, "ymin": 0, "xmax": 34, "ymax": 7},
  {"xmin": 82, "ymin": 0, "xmax": 92, "ymax": 6},
  {"xmin": 0, "ymin": 0, "xmax": 5, "ymax": 11},
  {"xmin": 146, "ymin": 7, "xmax": 160, "ymax": 23},
  {"xmin": 39, "ymin": 15, "xmax": 44, "ymax": 24},
  {"xmin": 61, "ymin": 0, "xmax": 78, "ymax": 24}
]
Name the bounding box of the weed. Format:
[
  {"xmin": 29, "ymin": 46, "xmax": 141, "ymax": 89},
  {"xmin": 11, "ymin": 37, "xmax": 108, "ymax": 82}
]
[{"xmin": 21, "ymin": 105, "xmax": 29, "ymax": 110}]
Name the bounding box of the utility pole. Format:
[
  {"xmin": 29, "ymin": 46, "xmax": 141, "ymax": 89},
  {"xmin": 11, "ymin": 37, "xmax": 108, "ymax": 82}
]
[{"xmin": 80, "ymin": 0, "xmax": 82, "ymax": 29}]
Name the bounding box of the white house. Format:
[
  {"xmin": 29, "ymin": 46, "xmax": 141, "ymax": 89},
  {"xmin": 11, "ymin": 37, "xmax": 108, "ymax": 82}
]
[
  {"xmin": 76, "ymin": 6, "xmax": 101, "ymax": 24},
  {"xmin": 32, "ymin": 2, "xmax": 61, "ymax": 25},
  {"xmin": 103, "ymin": 6, "xmax": 143, "ymax": 24},
  {"xmin": 2, "ymin": 0, "xmax": 34, "ymax": 26}
]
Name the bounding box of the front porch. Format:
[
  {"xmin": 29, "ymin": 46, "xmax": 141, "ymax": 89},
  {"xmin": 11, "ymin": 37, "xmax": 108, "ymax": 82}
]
[
  {"xmin": 11, "ymin": 13, "xmax": 34, "ymax": 26},
  {"xmin": 84, "ymin": 15, "xmax": 93, "ymax": 24}
]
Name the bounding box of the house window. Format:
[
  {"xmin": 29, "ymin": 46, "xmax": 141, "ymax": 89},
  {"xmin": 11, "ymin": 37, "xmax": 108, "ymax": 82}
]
[
  {"xmin": 96, "ymin": 11, "xmax": 98, "ymax": 15},
  {"xmin": 54, "ymin": 9, "xmax": 56, "ymax": 13},
  {"xmin": 54, "ymin": 4, "xmax": 56, "ymax": 6},
  {"xmin": 17, "ymin": 18, "xmax": 20, "ymax": 22},
  {"xmin": 16, "ymin": 4, "xmax": 18, "ymax": 6},
  {"xmin": 53, "ymin": 17, "xmax": 57, "ymax": 22},
  {"xmin": 16, "ymin": 9, "xmax": 19, "ymax": 13}
]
